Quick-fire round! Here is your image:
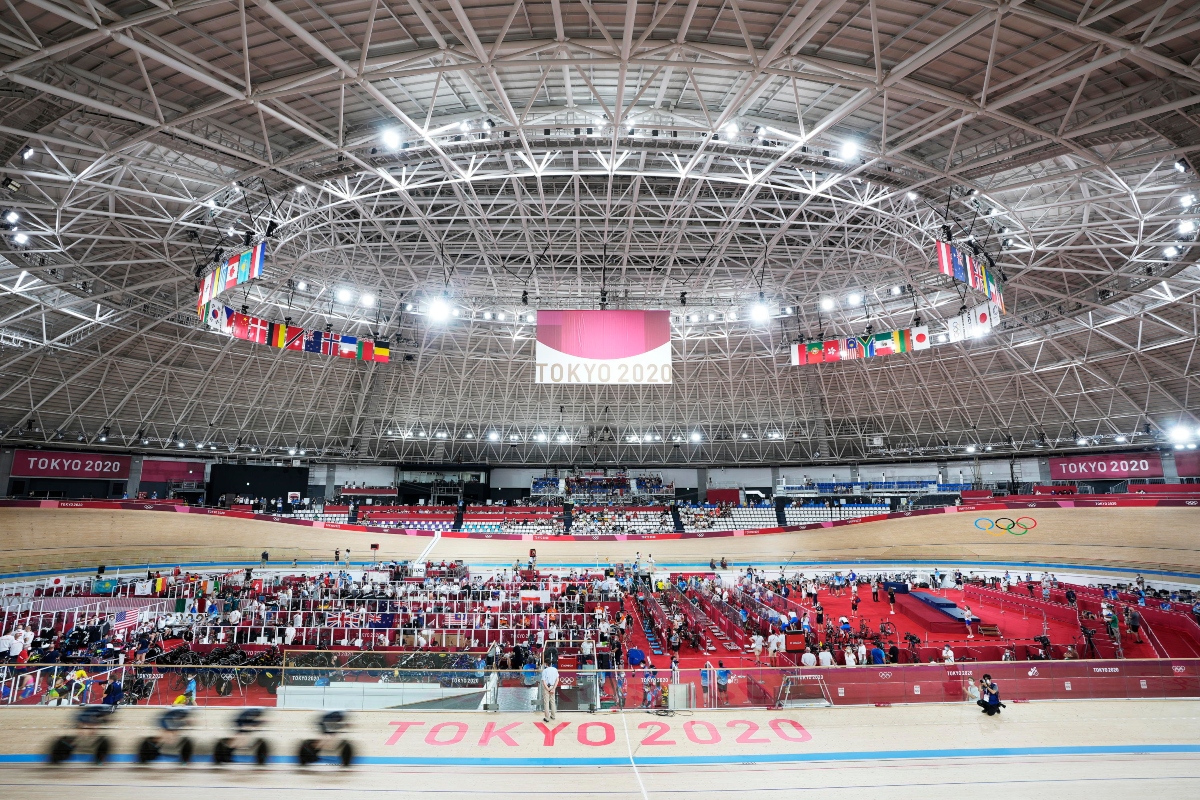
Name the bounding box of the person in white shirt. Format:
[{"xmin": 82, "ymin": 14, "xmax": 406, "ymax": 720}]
[
  {"xmin": 800, "ymin": 647, "xmax": 818, "ymax": 667},
  {"xmin": 8, "ymin": 630, "xmax": 24, "ymax": 659},
  {"xmin": 0, "ymin": 631, "xmax": 15, "ymax": 661},
  {"xmin": 541, "ymin": 663, "xmax": 560, "ymax": 722},
  {"xmin": 856, "ymin": 641, "xmax": 867, "ymax": 666},
  {"xmin": 844, "ymin": 646, "xmax": 857, "ymax": 667},
  {"xmin": 942, "ymin": 645, "xmax": 955, "ymax": 664},
  {"xmin": 817, "ymin": 646, "xmax": 835, "ymax": 667},
  {"xmin": 228, "ymin": 608, "xmax": 242, "ymax": 626},
  {"xmin": 285, "ymin": 626, "xmax": 297, "ymax": 645},
  {"xmin": 750, "ymin": 633, "xmax": 765, "ymax": 664}
]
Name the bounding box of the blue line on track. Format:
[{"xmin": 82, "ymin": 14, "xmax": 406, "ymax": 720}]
[{"xmin": 4, "ymin": 744, "xmax": 1200, "ymax": 767}]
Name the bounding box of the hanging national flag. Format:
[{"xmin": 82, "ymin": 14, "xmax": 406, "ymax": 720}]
[
  {"xmin": 268, "ymin": 322, "xmax": 288, "ymax": 348},
  {"xmin": 338, "ymin": 334, "xmax": 358, "ymax": 358},
  {"xmin": 373, "ymin": 341, "xmax": 390, "ymax": 363},
  {"xmin": 197, "ymin": 273, "xmax": 212, "ymax": 317},
  {"xmin": 247, "ymin": 316, "xmax": 268, "ymax": 345},
  {"xmin": 822, "ymin": 339, "xmax": 841, "ymax": 362},
  {"xmin": 872, "ymin": 331, "xmax": 898, "ymax": 356},
  {"xmin": 936, "ymin": 240, "xmax": 954, "ymax": 279},
  {"xmin": 249, "ymin": 241, "xmax": 266, "ymax": 280},
  {"xmin": 224, "ymin": 255, "xmax": 239, "ymax": 291},
  {"xmin": 322, "ymin": 332, "xmax": 342, "ymax": 356},
  {"xmin": 806, "ymin": 341, "xmax": 824, "ymax": 364},
  {"xmin": 950, "ymin": 245, "xmax": 969, "ymax": 283},
  {"xmin": 232, "ymin": 312, "xmax": 251, "ymax": 340},
  {"xmin": 357, "ymin": 339, "xmax": 374, "ymax": 361},
  {"xmin": 911, "ymin": 325, "xmax": 931, "ymax": 350},
  {"xmin": 237, "ymin": 250, "xmax": 252, "ymax": 283},
  {"xmin": 843, "ymin": 337, "xmax": 863, "ymax": 360},
  {"xmin": 285, "ymin": 326, "xmax": 306, "ymax": 351},
  {"xmin": 857, "ymin": 335, "xmax": 876, "ymax": 358},
  {"xmin": 790, "ymin": 343, "xmax": 802, "ymax": 366},
  {"xmin": 112, "ymin": 610, "xmax": 138, "ymax": 635},
  {"xmin": 304, "ymin": 330, "xmax": 324, "ymax": 353}
]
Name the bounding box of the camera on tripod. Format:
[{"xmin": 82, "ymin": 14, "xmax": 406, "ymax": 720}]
[{"xmin": 903, "ymin": 632, "xmax": 921, "ymax": 646}]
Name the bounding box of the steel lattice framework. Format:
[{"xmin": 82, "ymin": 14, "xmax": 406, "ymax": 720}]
[{"xmin": 0, "ymin": 0, "xmax": 1198, "ymax": 466}]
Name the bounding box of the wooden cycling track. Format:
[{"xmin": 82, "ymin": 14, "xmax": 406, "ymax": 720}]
[{"xmin": 1, "ymin": 505, "xmax": 1198, "ymax": 581}]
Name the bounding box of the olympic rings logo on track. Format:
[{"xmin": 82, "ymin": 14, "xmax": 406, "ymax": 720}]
[{"xmin": 974, "ymin": 516, "xmax": 1037, "ymax": 536}]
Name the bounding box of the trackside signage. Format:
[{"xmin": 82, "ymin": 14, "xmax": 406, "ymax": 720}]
[
  {"xmin": 11, "ymin": 449, "xmax": 131, "ymax": 479},
  {"xmin": 1048, "ymin": 453, "xmax": 1163, "ymax": 480}
]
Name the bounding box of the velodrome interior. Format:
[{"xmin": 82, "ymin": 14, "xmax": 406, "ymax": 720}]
[{"xmin": 3, "ymin": 0, "xmax": 1200, "ymax": 789}]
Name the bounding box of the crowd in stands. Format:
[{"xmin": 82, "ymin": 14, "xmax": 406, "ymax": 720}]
[
  {"xmin": 571, "ymin": 507, "xmax": 674, "ymax": 535},
  {"xmin": 678, "ymin": 503, "xmax": 734, "ymax": 529}
]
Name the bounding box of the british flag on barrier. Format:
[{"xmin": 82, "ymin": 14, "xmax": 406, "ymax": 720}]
[{"xmin": 112, "ymin": 610, "xmax": 138, "ymax": 635}]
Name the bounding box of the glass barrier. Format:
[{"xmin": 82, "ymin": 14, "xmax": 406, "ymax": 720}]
[{"xmin": 2, "ymin": 658, "xmax": 1197, "ymax": 710}]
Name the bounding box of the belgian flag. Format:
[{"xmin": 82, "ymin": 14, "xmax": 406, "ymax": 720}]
[{"xmin": 373, "ymin": 340, "xmax": 390, "ymax": 364}]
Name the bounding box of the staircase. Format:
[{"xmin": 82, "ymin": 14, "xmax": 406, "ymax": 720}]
[
  {"xmin": 670, "ymin": 505, "xmax": 683, "ymax": 532},
  {"xmin": 563, "ymin": 505, "xmax": 573, "ymax": 533},
  {"xmin": 774, "ymin": 498, "xmax": 787, "ymax": 527},
  {"xmin": 452, "ymin": 503, "xmax": 464, "ymax": 531}
]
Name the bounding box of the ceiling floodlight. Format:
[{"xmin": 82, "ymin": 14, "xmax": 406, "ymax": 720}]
[
  {"xmin": 723, "ymin": 122, "xmax": 739, "ymax": 137},
  {"xmin": 707, "ymin": 313, "xmax": 716, "ymax": 321},
  {"xmin": 295, "ymin": 185, "xmax": 306, "ymax": 193},
  {"xmin": 4, "ymin": 211, "xmax": 17, "ymax": 223},
  {"xmin": 428, "ymin": 297, "xmax": 452, "ymax": 322},
  {"xmin": 1183, "ymin": 195, "xmax": 1196, "ymax": 207},
  {"xmin": 965, "ymin": 445, "xmax": 976, "ymax": 453},
  {"xmin": 890, "ymin": 285, "xmax": 902, "ymax": 296},
  {"xmin": 459, "ymin": 121, "xmax": 471, "ymax": 132},
  {"xmin": 688, "ymin": 314, "xmax": 698, "ymax": 322},
  {"xmin": 1164, "ymin": 246, "xmax": 1179, "ymax": 258},
  {"xmin": 557, "ymin": 433, "xmax": 567, "ymax": 442},
  {"xmin": 1076, "ymin": 437, "xmax": 1088, "ymax": 446},
  {"xmin": 362, "ymin": 294, "xmax": 375, "ymax": 307},
  {"xmin": 13, "ymin": 232, "xmax": 28, "ymax": 244},
  {"xmin": 1181, "ymin": 220, "xmax": 1196, "ymax": 235},
  {"xmin": 336, "ymin": 287, "xmax": 353, "ymax": 302},
  {"xmin": 689, "ymin": 431, "xmax": 701, "ymax": 442},
  {"xmin": 1115, "ymin": 434, "xmax": 1128, "ymax": 443},
  {"xmin": 819, "ymin": 298, "xmax": 835, "ymax": 311},
  {"xmin": 381, "ymin": 128, "xmax": 401, "ymax": 149},
  {"xmin": 498, "ymin": 312, "xmax": 507, "ymax": 321},
  {"xmin": 847, "ymin": 292, "xmax": 862, "ymax": 306},
  {"xmin": 1176, "ymin": 159, "xmax": 1189, "ymax": 173},
  {"xmin": 483, "ymin": 312, "xmax": 493, "ymax": 320},
  {"xmin": 1169, "ymin": 425, "xmax": 1192, "ymax": 442},
  {"xmin": 465, "ymin": 432, "xmax": 474, "ymax": 439},
  {"xmin": 22, "ymin": 148, "xmax": 34, "ymax": 159},
  {"xmin": 840, "ymin": 141, "xmax": 858, "ymax": 160},
  {"xmin": 535, "ymin": 432, "xmax": 546, "ymax": 442},
  {"xmin": 906, "ymin": 191, "xmax": 918, "ymax": 200},
  {"xmin": 510, "ymin": 434, "xmax": 519, "ymax": 441},
  {"xmin": 750, "ymin": 303, "xmax": 771, "ymax": 323},
  {"xmin": 296, "ymin": 280, "xmax": 307, "ymax": 291}
]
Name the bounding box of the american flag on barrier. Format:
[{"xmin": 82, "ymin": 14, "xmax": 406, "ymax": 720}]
[{"xmin": 112, "ymin": 610, "xmax": 138, "ymax": 634}]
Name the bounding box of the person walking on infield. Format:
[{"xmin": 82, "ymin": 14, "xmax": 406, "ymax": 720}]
[
  {"xmin": 887, "ymin": 586, "xmax": 896, "ymax": 614},
  {"xmin": 963, "ymin": 604, "xmax": 974, "ymax": 639},
  {"xmin": 541, "ymin": 662, "xmax": 559, "ymax": 722}
]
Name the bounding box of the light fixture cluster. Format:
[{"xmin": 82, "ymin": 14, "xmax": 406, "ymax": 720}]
[{"xmin": 1168, "ymin": 424, "xmax": 1200, "ymax": 450}]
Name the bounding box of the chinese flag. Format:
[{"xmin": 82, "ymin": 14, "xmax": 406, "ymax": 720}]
[{"xmin": 231, "ymin": 312, "xmax": 250, "ymax": 340}]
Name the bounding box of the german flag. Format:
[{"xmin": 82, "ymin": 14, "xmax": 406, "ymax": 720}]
[
  {"xmin": 267, "ymin": 321, "xmax": 288, "ymax": 348},
  {"xmin": 373, "ymin": 340, "xmax": 390, "ymax": 364}
]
